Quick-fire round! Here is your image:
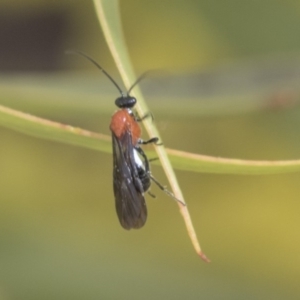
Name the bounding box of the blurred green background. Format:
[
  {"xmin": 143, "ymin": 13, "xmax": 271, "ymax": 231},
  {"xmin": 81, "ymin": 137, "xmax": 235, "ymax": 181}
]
[{"xmin": 0, "ymin": 0, "xmax": 300, "ymax": 299}]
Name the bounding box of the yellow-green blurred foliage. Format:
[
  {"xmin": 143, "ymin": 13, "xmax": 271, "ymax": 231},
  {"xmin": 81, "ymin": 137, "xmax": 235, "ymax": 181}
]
[{"xmin": 0, "ymin": 1, "xmax": 300, "ymax": 300}]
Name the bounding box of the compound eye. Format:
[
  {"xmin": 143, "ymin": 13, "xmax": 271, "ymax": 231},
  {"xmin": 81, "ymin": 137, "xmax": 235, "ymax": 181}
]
[{"xmin": 127, "ymin": 97, "xmax": 137, "ymax": 107}]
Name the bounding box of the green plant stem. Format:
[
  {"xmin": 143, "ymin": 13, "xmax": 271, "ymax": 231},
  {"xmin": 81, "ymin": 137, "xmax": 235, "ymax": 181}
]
[
  {"xmin": 93, "ymin": 0, "xmax": 209, "ymax": 261},
  {"xmin": 2, "ymin": 104, "xmax": 300, "ymax": 175}
]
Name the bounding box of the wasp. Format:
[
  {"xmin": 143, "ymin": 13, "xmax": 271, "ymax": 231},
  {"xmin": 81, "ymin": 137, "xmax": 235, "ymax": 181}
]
[{"xmin": 68, "ymin": 51, "xmax": 184, "ymax": 230}]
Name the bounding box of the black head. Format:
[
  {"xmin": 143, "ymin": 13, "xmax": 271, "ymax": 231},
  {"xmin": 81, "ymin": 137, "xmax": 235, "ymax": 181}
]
[{"xmin": 115, "ymin": 96, "xmax": 136, "ymax": 108}]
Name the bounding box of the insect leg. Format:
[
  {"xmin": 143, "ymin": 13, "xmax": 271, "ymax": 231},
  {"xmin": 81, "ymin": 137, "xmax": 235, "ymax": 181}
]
[
  {"xmin": 148, "ymin": 191, "xmax": 156, "ymax": 198},
  {"xmin": 148, "ymin": 157, "xmax": 159, "ymax": 163},
  {"xmin": 139, "ymin": 137, "xmax": 162, "ymax": 145},
  {"xmin": 135, "ymin": 112, "xmax": 154, "ymax": 122},
  {"xmin": 135, "ymin": 146, "xmax": 185, "ymax": 206},
  {"xmin": 150, "ymin": 175, "xmax": 186, "ymax": 206}
]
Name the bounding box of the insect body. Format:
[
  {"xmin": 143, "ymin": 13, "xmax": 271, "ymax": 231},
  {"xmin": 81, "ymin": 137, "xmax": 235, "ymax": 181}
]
[
  {"xmin": 110, "ymin": 98, "xmax": 147, "ymax": 229},
  {"xmin": 68, "ymin": 51, "xmax": 184, "ymax": 230},
  {"xmin": 110, "ymin": 94, "xmax": 163, "ymax": 229}
]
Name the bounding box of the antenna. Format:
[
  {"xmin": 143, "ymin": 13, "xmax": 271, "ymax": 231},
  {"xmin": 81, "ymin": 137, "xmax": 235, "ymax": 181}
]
[
  {"xmin": 127, "ymin": 71, "xmax": 149, "ymax": 95},
  {"xmin": 66, "ymin": 50, "xmax": 125, "ymax": 96}
]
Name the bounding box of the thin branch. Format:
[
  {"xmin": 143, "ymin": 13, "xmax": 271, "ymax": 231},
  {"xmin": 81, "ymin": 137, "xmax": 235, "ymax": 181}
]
[
  {"xmin": 2, "ymin": 104, "xmax": 300, "ymax": 176},
  {"xmin": 93, "ymin": 0, "xmax": 209, "ymax": 260}
]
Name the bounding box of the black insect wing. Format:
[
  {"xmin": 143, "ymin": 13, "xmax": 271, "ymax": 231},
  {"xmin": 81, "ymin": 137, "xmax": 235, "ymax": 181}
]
[{"xmin": 112, "ymin": 132, "xmax": 147, "ymax": 230}]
